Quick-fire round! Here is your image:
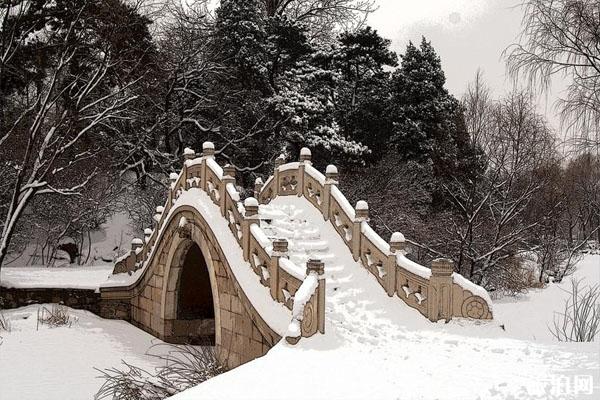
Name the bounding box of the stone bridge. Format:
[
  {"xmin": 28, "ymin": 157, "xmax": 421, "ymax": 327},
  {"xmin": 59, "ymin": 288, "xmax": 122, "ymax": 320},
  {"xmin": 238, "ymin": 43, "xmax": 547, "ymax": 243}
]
[{"xmin": 99, "ymin": 143, "xmax": 492, "ymax": 370}]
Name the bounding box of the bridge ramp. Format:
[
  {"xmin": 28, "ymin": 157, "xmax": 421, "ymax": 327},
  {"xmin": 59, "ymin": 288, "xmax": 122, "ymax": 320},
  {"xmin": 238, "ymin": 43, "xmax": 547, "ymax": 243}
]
[{"xmin": 169, "ymin": 195, "xmax": 600, "ymax": 400}]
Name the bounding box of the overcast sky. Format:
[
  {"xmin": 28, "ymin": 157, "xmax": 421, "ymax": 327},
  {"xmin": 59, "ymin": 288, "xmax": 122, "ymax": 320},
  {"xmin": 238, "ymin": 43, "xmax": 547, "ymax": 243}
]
[{"xmin": 367, "ymin": 0, "xmax": 563, "ymax": 130}]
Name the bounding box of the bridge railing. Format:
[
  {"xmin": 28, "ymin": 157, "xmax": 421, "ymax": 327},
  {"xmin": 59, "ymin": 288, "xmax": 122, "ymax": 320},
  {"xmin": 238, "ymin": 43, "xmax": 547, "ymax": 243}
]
[
  {"xmin": 256, "ymin": 147, "xmax": 493, "ymax": 322},
  {"xmin": 112, "ymin": 142, "xmax": 326, "ymax": 344}
]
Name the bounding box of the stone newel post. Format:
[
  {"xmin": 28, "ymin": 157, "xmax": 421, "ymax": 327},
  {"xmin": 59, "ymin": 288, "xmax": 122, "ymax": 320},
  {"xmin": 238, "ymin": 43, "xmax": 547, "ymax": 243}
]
[
  {"xmin": 352, "ymin": 200, "xmax": 369, "ymax": 261},
  {"xmin": 273, "ymin": 154, "xmax": 285, "ymax": 197},
  {"xmin": 254, "ymin": 177, "xmax": 264, "ymax": 200},
  {"xmin": 428, "ymin": 258, "xmax": 454, "ymax": 322},
  {"xmin": 306, "ymin": 259, "xmax": 326, "ymax": 335},
  {"xmin": 270, "ymin": 239, "xmax": 287, "ymax": 301},
  {"xmin": 182, "ymin": 148, "xmax": 195, "ymax": 189},
  {"xmin": 298, "ymin": 147, "xmax": 311, "ymax": 197},
  {"xmin": 201, "ymin": 141, "xmax": 214, "ymax": 190},
  {"xmin": 242, "ymin": 197, "xmax": 259, "ymax": 261},
  {"xmin": 322, "ymin": 164, "xmax": 338, "ymax": 221},
  {"xmin": 385, "ymin": 232, "xmax": 406, "ymax": 297},
  {"xmin": 183, "ymin": 147, "xmax": 196, "ymax": 160},
  {"xmin": 221, "ymin": 164, "xmax": 236, "ymax": 216}
]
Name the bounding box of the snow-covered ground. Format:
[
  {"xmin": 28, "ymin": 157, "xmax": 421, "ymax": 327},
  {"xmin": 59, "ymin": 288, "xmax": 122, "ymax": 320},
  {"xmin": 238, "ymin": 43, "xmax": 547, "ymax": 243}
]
[
  {"xmin": 493, "ymin": 254, "xmax": 600, "ymax": 342},
  {"xmin": 170, "ymin": 196, "xmax": 600, "ymax": 400},
  {"xmin": 0, "ymin": 195, "xmax": 598, "ymax": 400},
  {"xmin": 0, "ymin": 305, "xmax": 168, "ymax": 400},
  {"xmin": 1, "ymin": 265, "xmax": 113, "ymax": 290}
]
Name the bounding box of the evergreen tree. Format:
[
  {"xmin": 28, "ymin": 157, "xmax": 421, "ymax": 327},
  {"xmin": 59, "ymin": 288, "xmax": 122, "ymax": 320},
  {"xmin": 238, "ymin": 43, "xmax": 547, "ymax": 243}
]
[
  {"xmin": 389, "ymin": 38, "xmax": 472, "ymax": 177},
  {"xmin": 333, "ymin": 27, "xmax": 398, "ymax": 161},
  {"xmin": 215, "ymin": 0, "xmax": 270, "ymax": 93}
]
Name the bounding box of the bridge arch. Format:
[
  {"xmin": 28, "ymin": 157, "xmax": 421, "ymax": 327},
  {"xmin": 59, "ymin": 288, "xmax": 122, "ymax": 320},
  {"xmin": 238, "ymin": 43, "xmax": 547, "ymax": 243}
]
[
  {"xmin": 161, "ymin": 232, "xmax": 220, "ymax": 345},
  {"xmin": 102, "ymin": 205, "xmax": 281, "ymax": 369}
]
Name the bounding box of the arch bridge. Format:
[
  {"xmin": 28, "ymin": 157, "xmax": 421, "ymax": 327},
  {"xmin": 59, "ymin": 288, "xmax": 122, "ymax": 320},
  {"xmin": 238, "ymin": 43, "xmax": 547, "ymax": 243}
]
[{"xmin": 99, "ymin": 143, "xmax": 492, "ymax": 369}]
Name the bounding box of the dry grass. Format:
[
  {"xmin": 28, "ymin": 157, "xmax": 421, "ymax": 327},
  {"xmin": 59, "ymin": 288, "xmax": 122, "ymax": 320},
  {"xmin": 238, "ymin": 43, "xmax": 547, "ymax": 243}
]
[
  {"xmin": 95, "ymin": 343, "xmax": 226, "ymax": 400},
  {"xmin": 36, "ymin": 304, "xmax": 75, "ymax": 329},
  {"xmin": 550, "ymin": 278, "xmax": 600, "ymax": 342},
  {"xmin": 0, "ymin": 310, "xmax": 10, "ymax": 333}
]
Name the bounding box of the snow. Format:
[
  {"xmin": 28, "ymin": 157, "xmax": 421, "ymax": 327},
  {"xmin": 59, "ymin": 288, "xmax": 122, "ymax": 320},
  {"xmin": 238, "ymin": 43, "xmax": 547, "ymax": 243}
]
[
  {"xmin": 183, "ymin": 147, "xmax": 195, "ymax": 155},
  {"xmin": 170, "ymin": 196, "xmax": 599, "ymax": 400},
  {"xmin": 304, "ymin": 164, "xmax": 325, "ymax": 185},
  {"xmin": 325, "ymin": 164, "xmax": 338, "ymax": 175},
  {"xmin": 0, "ymin": 265, "xmax": 114, "ymax": 290},
  {"xmin": 250, "ymin": 224, "xmax": 271, "ymax": 250},
  {"xmin": 361, "ymin": 221, "xmax": 390, "ymax": 254},
  {"xmin": 202, "ymin": 141, "xmax": 214, "ymax": 150},
  {"xmin": 300, "ymin": 147, "xmax": 311, "ymax": 156},
  {"xmin": 492, "ymin": 254, "xmax": 600, "ymax": 341},
  {"xmin": 0, "ymin": 305, "xmax": 175, "ymax": 400},
  {"xmin": 390, "ymin": 231, "xmax": 405, "ymax": 244},
  {"xmin": 287, "ymin": 272, "xmax": 319, "ymax": 336},
  {"xmin": 226, "ymin": 183, "xmax": 240, "ymax": 202},
  {"xmin": 156, "ymin": 205, "xmax": 165, "ymax": 213},
  {"xmin": 330, "ymin": 185, "xmax": 356, "ymax": 220},
  {"xmin": 396, "ymin": 253, "xmax": 432, "ymax": 279},
  {"xmin": 278, "ymin": 161, "xmax": 300, "ymax": 171},
  {"xmin": 144, "ymin": 228, "xmax": 153, "ymax": 235},
  {"xmin": 169, "ymin": 172, "xmax": 179, "ymax": 181},
  {"xmin": 131, "ymin": 237, "xmax": 143, "ymax": 246},
  {"xmin": 453, "ymin": 271, "xmax": 493, "ymax": 309},
  {"xmin": 355, "ymin": 200, "xmax": 368, "ymax": 210},
  {"xmin": 244, "ymin": 197, "xmax": 258, "ymax": 208},
  {"xmin": 178, "ymin": 216, "xmax": 188, "ymax": 228},
  {"xmin": 278, "ymin": 257, "xmax": 305, "ymax": 280},
  {"xmin": 206, "ymin": 157, "xmax": 223, "ymax": 179}
]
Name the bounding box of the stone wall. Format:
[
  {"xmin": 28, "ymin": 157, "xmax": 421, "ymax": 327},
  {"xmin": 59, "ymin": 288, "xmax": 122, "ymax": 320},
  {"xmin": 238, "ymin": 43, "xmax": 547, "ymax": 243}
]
[{"xmin": 0, "ymin": 286, "xmax": 100, "ymax": 313}]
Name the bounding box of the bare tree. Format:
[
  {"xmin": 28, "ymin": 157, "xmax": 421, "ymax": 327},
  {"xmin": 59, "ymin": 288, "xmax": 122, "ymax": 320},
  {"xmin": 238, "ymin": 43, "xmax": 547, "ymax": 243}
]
[
  {"xmin": 0, "ymin": 4, "xmax": 141, "ymax": 269},
  {"xmin": 506, "ymin": 0, "xmax": 600, "ymax": 151},
  {"xmin": 447, "ymin": 81, "xmax": 557, "ymax": 292},
  {"xmin": 264, "ymin": 0, "xmax": 376, "ymax": 38}
]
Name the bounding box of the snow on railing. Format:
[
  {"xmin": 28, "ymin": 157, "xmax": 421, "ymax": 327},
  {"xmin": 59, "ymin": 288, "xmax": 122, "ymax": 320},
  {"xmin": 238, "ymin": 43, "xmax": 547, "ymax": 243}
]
[
  {"xmin": 106, "ymin": 142, "xmax": 327, "ymax": 342},
  {"xmin": 257, "ymin": 147, "xmax": 493, "ymax": 322}
]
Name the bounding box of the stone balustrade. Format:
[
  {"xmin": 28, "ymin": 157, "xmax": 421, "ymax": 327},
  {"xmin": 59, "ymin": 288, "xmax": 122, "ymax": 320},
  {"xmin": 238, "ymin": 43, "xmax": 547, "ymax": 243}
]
[
  {"xmin": 111, "ymin": 143, "xmax": 327, "ymax": 343},
  {"xmin": 256, "ymin": 147, "xmax": 493, "ymax": 322},
  {"xmin": 112, "ymin": 143, "xmax": 492, "ymax": 326}
]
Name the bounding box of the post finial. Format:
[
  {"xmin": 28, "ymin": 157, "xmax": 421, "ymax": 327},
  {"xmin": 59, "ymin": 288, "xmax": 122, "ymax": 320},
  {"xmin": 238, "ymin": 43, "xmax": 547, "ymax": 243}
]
[
  {"xmin": 306, "ymin": 259, "xmax": 325, "ymax": 275},
  {"xmin": 431, "ymin": 258, "xmax": 454, "ymax": 276},
  {"xmin": 202, "ymin": 141, "xmax": 215, "ymax": 157},
  {"xmin": 299, "ymin": 147, "xmax": 311, "ymax": 162},
  {"xmin": 183, "ymin": 147, "xmax": 196, "ymax": 161},
  {"xmin": 244, "ymin": 197, "xmax": 259, "ymax": 216},
  {"xmin": 390, "ymin": 232, "xmax": 406, "ymax": 253},
  {"xmin": 355, "ymin": 200, "xmax": 369, "ymax": 220}
]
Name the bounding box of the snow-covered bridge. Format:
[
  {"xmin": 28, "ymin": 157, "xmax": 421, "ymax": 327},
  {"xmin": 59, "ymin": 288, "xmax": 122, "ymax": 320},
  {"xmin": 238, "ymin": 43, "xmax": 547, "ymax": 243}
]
[{"xmin": 99, "ymin": 143, "xmax": 493, "ymax": 369}]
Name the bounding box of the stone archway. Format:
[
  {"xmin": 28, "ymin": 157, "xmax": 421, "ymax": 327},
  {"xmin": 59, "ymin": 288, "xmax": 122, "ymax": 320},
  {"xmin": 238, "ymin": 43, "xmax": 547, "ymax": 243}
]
[
  {"xmin": 161, "ymin": 229, "xmax": 222, "ymax": 347},
  {"xmin": 104, "ymin": 206, "xmax": 282, "ymax": 369},
  {"xmin": 162, "ymin": 240, "xmax": 216, "ymax": 344}
]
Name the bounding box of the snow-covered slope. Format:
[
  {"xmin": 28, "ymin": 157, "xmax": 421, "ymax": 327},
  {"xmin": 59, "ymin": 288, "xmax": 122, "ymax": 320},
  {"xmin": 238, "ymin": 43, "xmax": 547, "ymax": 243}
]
[
  {"xmin": 171, "ymin": 196, "xmax": 600, "ymax": 400},
  {"xmin": 0, "ymin": 305, "xmax": 171, "ymax": 400},
  {"xmin": 1, "ymin": 265, "xmax": 113, "ymax": 290}
]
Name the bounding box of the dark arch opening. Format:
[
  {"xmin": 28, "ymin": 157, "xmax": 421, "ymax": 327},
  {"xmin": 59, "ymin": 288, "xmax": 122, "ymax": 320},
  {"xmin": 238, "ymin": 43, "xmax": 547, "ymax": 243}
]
[{"xmin": 174, "ymin": 242, "xmax": 215, "ymax": 344}]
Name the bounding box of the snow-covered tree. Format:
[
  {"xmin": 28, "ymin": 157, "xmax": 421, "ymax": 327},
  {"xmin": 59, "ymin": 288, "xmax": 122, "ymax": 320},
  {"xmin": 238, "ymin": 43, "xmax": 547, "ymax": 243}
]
[
  {"xmin": 333, "ymin": 26, "xmax": 397, "ymax": 160},
  {"xmin": 389, "ymin": 38, "xmax": 476, "ymax": 178},
  {"xmin": 0, "ymin": 0, "xmax": 153, "ymax": 269}
]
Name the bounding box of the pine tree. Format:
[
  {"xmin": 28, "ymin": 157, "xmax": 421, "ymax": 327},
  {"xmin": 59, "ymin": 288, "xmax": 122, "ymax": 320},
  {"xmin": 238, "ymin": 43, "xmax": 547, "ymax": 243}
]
[
  {"xmin": 389, "ymin": 37, "xmax": 483, "ymax": 187},
  {"xmin": 215, "ymin": 0, "xmax": 270, "ymax": 93},
  {"xmin": 333, "ymin": 27, "xmax": 398, "ymax": 161}
]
